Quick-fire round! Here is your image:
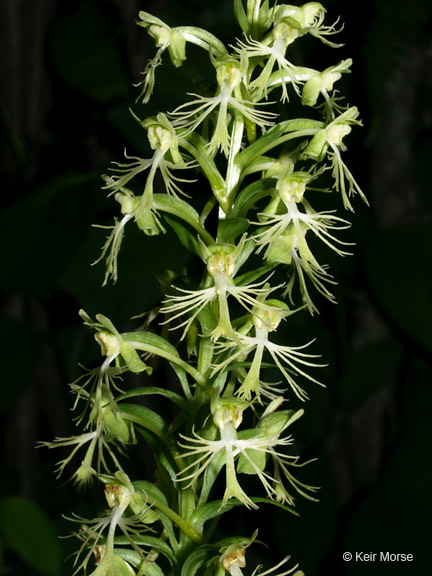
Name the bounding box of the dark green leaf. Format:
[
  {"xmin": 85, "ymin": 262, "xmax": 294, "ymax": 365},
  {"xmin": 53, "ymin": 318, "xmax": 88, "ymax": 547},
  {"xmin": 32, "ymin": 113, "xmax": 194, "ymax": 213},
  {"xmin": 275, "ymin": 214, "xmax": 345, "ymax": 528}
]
[
  {"xmin": 362, "ymin": 225, "xmax": 432, "ymax": 352},
  {"xmin": 50, "ymin": 4, "xmax": 130, "ymax": 103},
  {"xmin": 164, "ymin": 215, "xmax": 202, "ymax": 257},
  {"xmin": 117, "ymin": 386, "xmax": 187, "ymax": 410},
  {"xmin": 217, "ymin": 217, "xmax": 249, "ymax": 243},
  {"xmin": 119, "ymin": 403, "xmax": 168, "ymax": 438},
  {"xmin": 0, "ymin": 497, "xmax": 61, "ymax": 575},
  {"xmin": 192, "ymin": 497, "xmax": 298, "ymax": 531}
]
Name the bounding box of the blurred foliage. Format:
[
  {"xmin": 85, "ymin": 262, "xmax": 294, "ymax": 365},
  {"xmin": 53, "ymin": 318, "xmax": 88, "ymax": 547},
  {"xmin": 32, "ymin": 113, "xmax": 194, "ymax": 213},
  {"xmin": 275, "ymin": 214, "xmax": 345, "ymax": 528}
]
[{"xmin": 0, "ymin": 0, "xmax": 431, "ymax": 574}]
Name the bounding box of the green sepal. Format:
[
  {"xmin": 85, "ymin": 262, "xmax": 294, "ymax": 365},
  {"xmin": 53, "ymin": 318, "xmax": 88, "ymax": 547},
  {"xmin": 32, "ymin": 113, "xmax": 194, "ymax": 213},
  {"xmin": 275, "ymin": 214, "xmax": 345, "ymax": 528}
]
[
  {"xmin": 265, "ymin": 229, "xmax": 293, "ymax": 265},
  {"xmin": 129, "ymin": 492, "xmax": 160, "ymax": 523},
  {"xmin": 300, "ymin": 129, "xmax": 328, "ymax": 162},
  {"xmin": 234, "ymin": 262, "xmax": 276, "ymax": 287},
  {"xmin": 103, "ymin": 404, "xmax": 136, "ymax": 444},
  {"xmin": 168, "ymin": 29, "xmax": 187, "ymax": 67},
  {"xmin": 236, "ymin": 430, "xmax": 266, "ymax": 474},
  {"xmin": 116, "ymin": 548, "xmax": 166, "ymax": 576},
  {"xmin": 120, "ymin": 342, "xmax": 152, "ymax": 374},
  {"xmin": 302, "ymin": 74, "xmax": 324, "ymax": 107},
  {"xmin": 258, "ymin": 408, "xmax": 303, "ymax": 436},
  {"xmin": 132, "ymin": 482, "xmax": 176, "ymax": 549}
]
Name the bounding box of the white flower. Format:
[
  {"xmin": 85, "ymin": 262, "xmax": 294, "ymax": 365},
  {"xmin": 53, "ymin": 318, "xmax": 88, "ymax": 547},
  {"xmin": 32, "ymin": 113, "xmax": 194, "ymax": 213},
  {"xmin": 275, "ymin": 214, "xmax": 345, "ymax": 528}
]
[
  {"xmin": 161, "ymin": 242, "xmax": 281, "ymax": 340},
  {"xmin": 235, "ymin": 22, "xmax": 303, "ymax": 102},
  {"xmin": 169, "ymin": 58, "xmax": 276, "ymax": 156},
  {"xmin": 212, "ymin": 303, "xmax": 323, "ymax": 400}
]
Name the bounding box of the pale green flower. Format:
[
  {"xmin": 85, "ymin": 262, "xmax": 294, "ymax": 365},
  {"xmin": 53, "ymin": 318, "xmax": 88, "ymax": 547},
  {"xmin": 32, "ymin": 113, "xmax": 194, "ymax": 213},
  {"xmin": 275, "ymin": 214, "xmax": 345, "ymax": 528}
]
[
  {"xmin": 213, "ymin": 301, "xmax": 323, "ymax": 400},
  {"xmin": 178, "ymin": 399, "xmax": 304, "ymax": 509},
  {"xmin": 136, "ymin": 11, "xmax": 227, "ymax": 102},
  {"xmin": 275, "ymin": 2, "xmax": 343, "ymax": 48},
  {"xmin": 95, "ymin": 114, "xmax": 195, "ymax": 283},
  {"xmin": 235, "ymin": 22, "xmax": 303, "ymax": 102},
  {"xmin": 169, "ymin": 57, "xmax": 276, "ymax": 156},
  {"xmin": 161, "ymin": 241, "xmax": 280, "ymax": 341},
  {"xmin": 302, "ymin": 59, "xmax": 352, "ymax": 120},
  {"xmin": 301, "ymin": 107, "xmax": 367, "ymax": 211}
]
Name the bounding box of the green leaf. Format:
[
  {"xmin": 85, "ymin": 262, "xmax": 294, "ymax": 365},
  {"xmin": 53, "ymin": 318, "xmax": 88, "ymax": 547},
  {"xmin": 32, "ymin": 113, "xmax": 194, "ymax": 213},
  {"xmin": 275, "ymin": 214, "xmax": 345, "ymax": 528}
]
[
  {"xmin": 163, "ymin": 215, "xmax": 202, "ymax": 257},
  {"xmin": 117, "ymin": 387, "xmax": 187, "ymax": 410},
  {"xmin": 119, "ymin": 403, "xmax": 168, "ymax": 438},
  {"xmin": 0, "ymin": 173, "xmax": 97, "ymax": 298},
  {"xmin": 122, "ymin": 331, "xmax": 180, "ymax": 358},
  {"xmin": 181, "ymin": 546, "xmax": 215, "ymax": 576},
  {"xmin": 217, "ymin": 217, "xmax": 249, "ymax": 243},
  {"xmin": 114, "ymin": 549, "xmax": 165, "ymax": 575},
  {"xmin": 339, "ymin": 338, "xmax": 403, "ymax": 412},
  {"xmin": 50, "ymin": 3, "xmax": 130, "ymax": 103},
  {"xmin": 114, "ymin": 534, "xmax": 176, "ymax": 566},
  {"xmin": 235, "ymin": 119, "xmax": 323, "ymax": 172},
  {"xmin": 0, "ymin": 496, "xmax": 61, "ymax": 575},
  {"xmin": 231, "ymin": 178, "xmax": 275, "ymax": 218},
  {"xmin": 361, "ymin": 225, "xmax": 432, "ymax": 352},
  {"xmin": 192, "ymin": 497, "xmax": 298, "ymax": 531}
]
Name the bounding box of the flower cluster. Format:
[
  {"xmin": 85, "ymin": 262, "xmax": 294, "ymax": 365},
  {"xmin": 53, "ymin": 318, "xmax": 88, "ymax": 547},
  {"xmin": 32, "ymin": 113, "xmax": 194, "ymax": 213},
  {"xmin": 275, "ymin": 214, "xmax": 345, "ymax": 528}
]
[{"xmin": 45, "ymin": 2, "xmax": 365, "ymax": 575}]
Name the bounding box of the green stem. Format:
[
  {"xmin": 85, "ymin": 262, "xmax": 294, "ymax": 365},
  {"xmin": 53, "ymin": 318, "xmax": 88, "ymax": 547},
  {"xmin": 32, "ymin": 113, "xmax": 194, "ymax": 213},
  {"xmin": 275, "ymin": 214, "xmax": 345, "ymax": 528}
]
[
  {"xmin": 154, "ymin": 197, "xmax": 215, "ymax": 245},
  {"xmin": 224, "ymin": 110, "xmax": 245, "ymax": 216},
  {"xmin": 127, "ymin": 341, "xmax": 206, "ymax": 387},
  {"xmin": 147, "ymin": 495, "xmax": 203, "ymax": 544}
]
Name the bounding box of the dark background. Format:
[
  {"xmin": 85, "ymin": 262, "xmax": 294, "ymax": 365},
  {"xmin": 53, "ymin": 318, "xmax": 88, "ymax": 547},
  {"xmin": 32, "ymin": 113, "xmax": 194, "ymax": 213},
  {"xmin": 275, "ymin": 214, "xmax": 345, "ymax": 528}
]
[{"xmin": 1, "ymin": 0, "xmax": 432, "ymax": 575}]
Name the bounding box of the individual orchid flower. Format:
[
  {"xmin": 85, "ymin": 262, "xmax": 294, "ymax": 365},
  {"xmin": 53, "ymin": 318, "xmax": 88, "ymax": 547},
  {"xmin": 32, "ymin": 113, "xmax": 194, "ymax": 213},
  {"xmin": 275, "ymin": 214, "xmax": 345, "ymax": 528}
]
[
  {"xmin": 235, "ymin": 22, "xmax": 303, "ymax": 102},
  {"xmin": 301, "ymin": 106, "xmax": 366, "ymax": 210},
  {"xmin": 213, "ymin": 300, "xmax": 323, "ymax": 400},
  {"xmin": 136, "ymin": 11, "xmax": 227, "ymax": 102},
  {"xmin": 70, "ymin": 472, "xmax": 153, "ymax": 576},
  {"xmin": 178, "ymin": 398, "xmax": 305, "ymax": 509},
  {"xmin": 161, "ymin": 238, "xmax": 280, "ymax": 341},
  {"xmin": 253, "ymin": 172, "xmax": 352, "ymax": 310},
  {"xmin": 95, "ymin": 114, "xmax": 196, "ymax": 283},
  {"xmin": 169, "ymin": 56, "xmax": 276, "ymax": 156},
  {"xmin": 220, "ymin": 535, "xmax": 302, "ymax": 576},
  {"xmin": 275, "ymin": 2, "xmax": 343, "ymax": 48},
  {"xmin": 302, "ymin": 58, "xmax": 352, "ymax": 120}
]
